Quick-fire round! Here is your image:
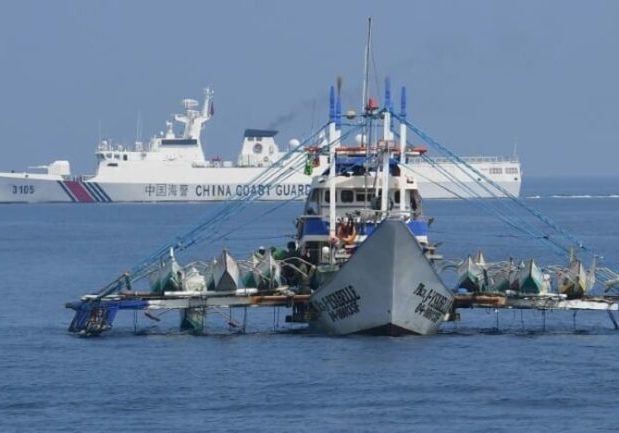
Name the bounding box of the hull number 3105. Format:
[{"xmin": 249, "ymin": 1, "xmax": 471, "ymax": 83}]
[{"xmin": 12, "ymin": 185, "xmax": 35, "ymax": 194}]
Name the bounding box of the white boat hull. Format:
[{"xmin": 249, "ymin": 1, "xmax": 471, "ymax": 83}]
[
  {"xmin": 0, "ymin": 166, "xmax": 521, "ymax": 203},
  {"xmin": 211, "ymin": 251, "xmax": 241, "ymax": 292},
  {"xmin": 309, "ymin": 219, "xmax": 454, "ymax": 336}
]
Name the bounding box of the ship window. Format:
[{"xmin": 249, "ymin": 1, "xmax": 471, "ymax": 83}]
[
  {"xmin": 305, "ymin": 190, "xmax": 320, "ymax": 215},
  {"xmin": 394, "ymin": 191, "xmax": 400, "ymax": 204},
  {"xmin": 123, "ymin": 154, "xmax": 128, "ymax": 161},
  {"xmin": 107, "ymin": 163, "xmax": 118, "ymax": 167},
  {"xmin": 248, "ymin": 137, "xmax": 254, "ymax": 141},
  {"xmin": 355, "ymin": 191, "xmax": 375, "ymax": 202},
  {"xmin": 506, "ymin": 167, "xmax": 519, "ymax": 174},
  {"xmin": 341, "ymin": 190, "xmax": 353, "ymax": 203},
  {"xmin": 114, "ymin": 154, "xmax": 120, "ymax": 159},
  {"xmin": 324, "ymin": 190, "xmax": 332, "ymax": 203},
  {"xmin": 489, "ymin": 167, "xmax": 503, "ymax": 174}
]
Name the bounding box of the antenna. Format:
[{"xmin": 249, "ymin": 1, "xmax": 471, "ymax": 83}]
[
  {"xmin": 513, "ymin": 137, "xmax": 519, "ymax": 159},
  {"xmin": 384, "ymin": 76, "xmax": 391, "ymax": 110},
  {"xmin": 329, "ymin": 85, "xmax": 335, "ymax": 122},
  {"xmin": 336, "ymin": 76, "xmax": 342, "ymax": 128},
  {"xmin": 135, "ymin": 111, "xmax": 143, "ymax": 144},
  {"xmin": 400, "ymin": 86, "xmax": 407, "ymax": 118},
  {"xmin": 361, "ymin": 17, "xmax": 372, "ymax": 115}
]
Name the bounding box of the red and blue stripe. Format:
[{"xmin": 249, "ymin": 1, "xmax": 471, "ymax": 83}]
[{"xmin": 57, "ymin": 181, "xmax": 112, "ymax": 203}]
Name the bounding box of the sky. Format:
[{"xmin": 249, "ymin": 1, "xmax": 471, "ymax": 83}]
[{"xmin": 0, "ymin": 0, "xmax": 618, "ymax": 177}]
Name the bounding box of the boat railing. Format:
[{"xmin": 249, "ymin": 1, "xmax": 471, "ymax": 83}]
[
  {"xmin": 73, "ymin": 175, "xmax": 95, "ymax": 182},
  {"xmin": 408, "ymin": 156, "xmax": 520, "ymax": 164}
]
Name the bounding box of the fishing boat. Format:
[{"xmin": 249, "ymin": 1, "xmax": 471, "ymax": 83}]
[
  {"xmin": 295, "ymin": 75, "xmax": 454, "ymax": 336},
  {"xmin": 456, "ymin": 255, "xmax": 486, "ymax": 292},
  {"xmin": 515, "ymin": 258, "xmax": 550, "ymax": 294},
  {"xmin": 181, "ymin": 262, "xmax": 209, "ymax": 292},
  {"xmin": 487, "ymin": 258, "xmax": 516, "ymax": 293},
  {"xmin": 148, "ymin": 248, "xmax": 182, "ymax": 293},
  {"xmin": 0, "ymin": 88, "xmax": 522, "ymax": 203},
  {"xmin": 556, "ymin": 253, "xmax": 597, "ymax": 299},
  {"xmin": 209, "ymin": 250, "xmax": 241, "ymax": 292},
  {"xmin": 243, "ymin": 249, "xmax": 283, "ymax": 291}
]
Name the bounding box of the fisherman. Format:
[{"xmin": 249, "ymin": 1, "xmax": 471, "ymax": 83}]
[
  {"xmin": 335, "ymin": 216, "xmax": 349, "ymax": 240},
  {"xmin": 175, "ymin": 270, "xmax": 184, "ymax": 291},
  {"xmin": 282, "ymin": 241, "xmax": 300, "ymax": 285},
  {"xmin": 271, "ymin": 246, "xmax": 287, "ymax": 261},
  {"xmin": 336, "ymin": 217, "xmax": 356, "ymax": 246},
  {"xmin": 411, "ymin": 190, "xmax": 423, "ymax": 219}
]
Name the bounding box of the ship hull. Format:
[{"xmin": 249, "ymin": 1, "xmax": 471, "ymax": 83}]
[
  {"xmin": 309, "ymin": 219, "xmax": 454, "ymax": 336},
  {"xmin": 0, "ymin": 174, "xmax": 74, "ymax": 203},
  {"xmin": 0, "ymin": 160, "xmax": 521, "ymax": 203}
]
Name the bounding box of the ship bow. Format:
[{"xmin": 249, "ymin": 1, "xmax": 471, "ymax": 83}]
[{"xmin": 310, "ymin": 219, "xmax": 454, "ymax": 336}]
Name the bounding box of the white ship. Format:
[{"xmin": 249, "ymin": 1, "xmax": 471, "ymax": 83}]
[{"xmin": 0, "ymin": 89, "xmax": 521, "ymax": 203}]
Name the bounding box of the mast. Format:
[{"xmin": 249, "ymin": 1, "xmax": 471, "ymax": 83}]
[
  {"xmin": 361, "ymin": 17, "xmax": 372, "ymax": 133},
  {"xmin": 328, "ymin": 85, "xmax": 338, "ymax": 242},
  {"xmin": 174, "ymin": 88, "xmax": 214, "ymax": 141},
  {"xmin": 362, "ymin": 18, "xmax": 372, "ymax": 207},
  {"xmin": 399, "ymin": 86, "xmax": 407, "ymax": 211},
  {"xmin": 381, "ymin": 78, "xmax": 391, "ymax": 213}
]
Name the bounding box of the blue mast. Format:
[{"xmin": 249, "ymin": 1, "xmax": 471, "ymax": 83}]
[{"xmin": 329, "ymin": 85, "xmax": 336, "ymax": 123}]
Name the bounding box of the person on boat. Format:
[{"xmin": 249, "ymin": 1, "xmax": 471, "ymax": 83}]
[
  {"xmin": 176, "ymin": 270, "xmax": 184, "ymax": 291},
  {"xmin": 411, "ymin": 190, "xmax": 423, "ymax": 219},
  {"xmin": 335, "ymin": 217, "xmax": 349, "ymax": 239},
  {"xmin": 271, "ymin": 246, "xmax": 287, "ymax": 261},
  {"xmin": 282, "ymin": 241, "xmax": 301, "ymax": 285},
  {"xmin": 336, "ymin": 217, "xmax": 357, "ymax": 246}
]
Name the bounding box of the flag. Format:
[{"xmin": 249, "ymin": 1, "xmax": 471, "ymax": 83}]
[{"xmin": 304, "ymin": 155, "xmax": 313, "ymax": 176}]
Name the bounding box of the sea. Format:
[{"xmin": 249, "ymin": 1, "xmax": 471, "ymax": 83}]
[{"xmin": 1, "ymin": 176, "xmax": 618, "ymax": 433}]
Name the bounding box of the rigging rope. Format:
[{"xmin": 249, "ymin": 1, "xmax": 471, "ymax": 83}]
[
  {"xmin": 395, "ymin": 114, "xmax": 591, "ymax": 255},
  {"xmin": 126, "ymin": 123, "xmax": 364, "ymax": 285}
]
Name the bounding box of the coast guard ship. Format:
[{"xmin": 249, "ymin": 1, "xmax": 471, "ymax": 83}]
[{"xmin": 0, "ymin": 89, "xmax": 521, "ymax": 203}]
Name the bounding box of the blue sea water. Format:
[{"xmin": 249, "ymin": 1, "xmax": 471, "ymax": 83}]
[{"xmin": 1, "ymin": 176, "xmax": 619, "ymax": 433}]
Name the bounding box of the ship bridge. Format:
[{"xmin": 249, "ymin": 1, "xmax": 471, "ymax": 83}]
[{"xmin": 237, "ymin": 129, "xmax": 284, "ymax": 167}]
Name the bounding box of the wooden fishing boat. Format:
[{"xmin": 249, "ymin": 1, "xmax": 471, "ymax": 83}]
[
  {"xmin": 516, "ymin": 259, "xmax": 549, "ymax": 294},
  {"xmin": 209, "ymin": 250, "xmax": 241, "ymax": 292},
  {"xmin": 488, "ymin": 259, "xmax": 516, "ymax": 292},
  {"xmin": 457, "ymin": 255, "xmax": 485, "ymax": 292},
  {"xmin": 243, "ymin": 249, "xmax": 282, "ymax": 291}
]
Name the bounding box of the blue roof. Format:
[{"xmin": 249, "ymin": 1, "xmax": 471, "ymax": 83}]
[
  {"xmin": 321, "ymin": 155, "xmax": 401, "ymax": 176},
  {"xmin": 243, "ymin": 129, "xmax": 278, "ymax": 138}
]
